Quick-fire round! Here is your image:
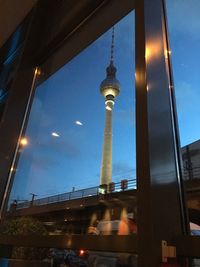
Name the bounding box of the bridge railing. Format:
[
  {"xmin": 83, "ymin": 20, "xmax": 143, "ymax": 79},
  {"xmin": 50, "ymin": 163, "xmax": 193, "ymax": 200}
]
[
  {"xmin": 16, "ymin": 179, "xmax": 136, "ymax": 210},
  {"xmin": 12, "ymin": 168, "xmax": 200, "ymax": 211}
]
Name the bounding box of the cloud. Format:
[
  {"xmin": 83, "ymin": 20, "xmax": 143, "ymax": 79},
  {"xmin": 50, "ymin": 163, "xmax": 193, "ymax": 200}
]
[
  {"xmin": 35, "ymin": 137, "xmax": 81, "ymax": 159},
  {"xmin": 18, "ymin": 131, "xmax": 82, "ymax": 173},
  {"xmin": 19, "ymin": 147, "xmax": 59, "ymax": 170},
  {"xmin": 31, "ymin": 154, "xmax": 59, "ymax": 169},
  {"xmin": 27, "ymin": 97, "xmax": 52, "ymax": 132}
]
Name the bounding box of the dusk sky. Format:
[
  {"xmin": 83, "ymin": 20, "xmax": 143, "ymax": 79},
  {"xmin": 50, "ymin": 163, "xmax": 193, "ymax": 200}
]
[
  {"xmin": 9, "ymin": 1, "xmax": 200, "ymax": 202},
  {"xmin": 10, "ymin": 12, "xmax": 135, "ymax": 201},
  {"xmin": 166, "ymin": 0, "xmax": 200, "ymax": 146}
]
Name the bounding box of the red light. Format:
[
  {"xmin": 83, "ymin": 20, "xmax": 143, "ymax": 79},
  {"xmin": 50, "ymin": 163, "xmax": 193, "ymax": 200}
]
[{"xmin": 80, "ymin": 249, "xmax": 84, "ymax": 255}]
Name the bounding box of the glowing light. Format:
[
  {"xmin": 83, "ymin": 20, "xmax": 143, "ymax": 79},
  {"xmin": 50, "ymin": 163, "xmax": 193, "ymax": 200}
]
[
  {"xmin": 105, "ymin": 100, "xmax": 114, "ymax": 106},
  {"xmin": 145, "ymin": 47, "xmax": 151, "ymax": 60},
  {"xmin": 102, "ymin": 88, "xmax": 119, "ymax": 98},
  {"xmin": 165, "ymin": 49, "xmax": 172, "ymax": 59},
  {"xmin": 118, "ymin": 208, "xmax": 130, "ymax": 235},
  {"xmin": 20, "ymin": 138, "xmax": 28, "ymax": 146},
  {"xmin": 67, "ymin": 238, "xmax": 72, "ymax": 247},
  {"xmin": 34, "ymin": 68, "xmax": 41, "ymax": 76},
  {"xmin": 75, "ymin": 121, "xmax": 83, "ymax": 126},
  {"xmin": 106, "ymin": 106, "xmax": 112, "ymax": 111},
  {"xmin": 10, "ymin": 167, "xmax": 14, "ymax": 172},
  {"xmin": 80, "ymin": 250, "xmax": 84, "ymax": 255},
  {"xmin": 99, "ymin": 187, "xmax": 106, "ymax": 194},
  {"xmin": 52, "ymin": 132, "xmax": 60, "ymax": 137},
  {"xmin": 164, "ymin": 50, "xmax": 168, "ymax": 59},
  {"xmin": 145, "ymin": 39, "xmax": 162, "ymax": 62}
]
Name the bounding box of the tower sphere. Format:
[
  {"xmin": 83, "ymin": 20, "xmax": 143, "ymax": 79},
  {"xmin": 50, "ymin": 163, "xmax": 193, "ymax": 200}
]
[{"xmin": 100, "ymin": 61, "xmax": 120, "ymax": 100}]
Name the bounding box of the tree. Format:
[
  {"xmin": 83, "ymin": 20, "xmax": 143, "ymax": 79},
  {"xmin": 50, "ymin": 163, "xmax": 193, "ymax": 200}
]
[{"xmin": 0, "ymin": 217, "xmax": 48, "ymax": 260}]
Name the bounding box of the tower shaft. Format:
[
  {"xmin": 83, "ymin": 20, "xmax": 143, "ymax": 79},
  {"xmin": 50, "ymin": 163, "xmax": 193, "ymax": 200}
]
[
  {"xmin": 100, "ymin": 105, "xmax": 113, "ymax": 185},
  {"xmin": 99, "ymin": 26, "xmax": 120, "ymax": 186}
]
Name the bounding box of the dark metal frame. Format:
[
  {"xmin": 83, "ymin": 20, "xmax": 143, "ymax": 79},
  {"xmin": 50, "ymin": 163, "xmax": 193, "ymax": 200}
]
[
  {"xmin": 135, "ymin": 0, "xmax": 190, "ymax": 266},
  {"xmin": 0, "ymin": 235, "xmax": 137, "ymax": 253},
  {"xmin": 0, "ymin": 0, "xmax": 136, "ymax": 255}
]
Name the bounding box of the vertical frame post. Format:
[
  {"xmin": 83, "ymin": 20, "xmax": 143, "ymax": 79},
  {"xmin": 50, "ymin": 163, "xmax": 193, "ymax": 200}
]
[{"xmin": 135, "ymin": 0, "xmax": 189, "ymax": 266}]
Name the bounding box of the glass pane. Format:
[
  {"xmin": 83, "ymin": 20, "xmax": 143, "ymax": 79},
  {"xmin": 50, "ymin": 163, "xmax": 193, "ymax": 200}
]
[
  {"xmin": 166, "ymin": 0, "xmax": 200, "ymax": 244},
  {"xmin": 2, "ymin": 10, "xmax": 136, "ymax": 263},
  {"xmin": 0, "ymin": 52, "xmax": 20, "ymax": 121},
  {"xmin": 9, "ymin": 12, "xmax": 135, "ymax": 203},
  {"xmin": 0, "ymin": 25, "xmax": 24, "ymax": 121}
]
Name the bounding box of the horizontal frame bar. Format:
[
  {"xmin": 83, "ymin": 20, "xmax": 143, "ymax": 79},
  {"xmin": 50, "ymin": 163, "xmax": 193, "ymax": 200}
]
[
  {"xmin": 40, "ymin": 0, "xmax": 135, "ymax": 83},
  {"xmin": 173, "ymin": 235, "xmax": 200, "ymax": 258},
  {"xmin": 0, "ymin": 235, "xmax": 137, "ymax": 254}
]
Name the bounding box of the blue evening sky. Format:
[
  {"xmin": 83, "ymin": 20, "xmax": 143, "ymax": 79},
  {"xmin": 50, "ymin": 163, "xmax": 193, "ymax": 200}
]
[
  {"xmin": 9, "ymin": 1, "xmax": 200, "ymax": 201},
  {"xmin": 10, "ymin": 12, "xmax": 135, "ymax": 201}
]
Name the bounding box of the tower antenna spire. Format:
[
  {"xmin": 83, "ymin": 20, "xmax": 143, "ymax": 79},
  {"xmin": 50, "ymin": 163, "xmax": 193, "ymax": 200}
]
[
  {"xmin": 99, "ymin": 25, "xmax": 120, "ymax": 186},
  {"xmin": 110, "ymin": 26, "xmax": 115, "ymax": 64}
]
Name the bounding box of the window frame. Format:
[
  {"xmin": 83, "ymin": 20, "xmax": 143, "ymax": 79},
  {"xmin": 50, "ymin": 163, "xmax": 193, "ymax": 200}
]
[{"xmin": 0, "ymin": 0, "xmax": 137, "ymax": 255}]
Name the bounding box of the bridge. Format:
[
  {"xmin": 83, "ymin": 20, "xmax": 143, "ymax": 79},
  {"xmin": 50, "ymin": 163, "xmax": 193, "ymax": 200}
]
[
  {"xmin": 7, "ymin": 179, "xmax": 137, "ymax": 234},
  {"xmin": 14, "ymin": 179, "xmax": 137, "ymax": 210},
  {"xmin": 6, "ymin": 173, "xmax": 200, "ymax": 235}
]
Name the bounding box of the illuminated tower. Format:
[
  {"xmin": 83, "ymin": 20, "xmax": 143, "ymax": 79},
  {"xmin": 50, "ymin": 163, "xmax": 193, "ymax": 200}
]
[{"xmin": 100, "ymin": 27, "xmax": 120, "ymax": 185}]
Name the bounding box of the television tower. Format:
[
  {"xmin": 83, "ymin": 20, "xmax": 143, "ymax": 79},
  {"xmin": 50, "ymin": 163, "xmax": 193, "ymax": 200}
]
[{"xmin": 99, "ymin": 27, "xmax": 120, "ymax": 185}]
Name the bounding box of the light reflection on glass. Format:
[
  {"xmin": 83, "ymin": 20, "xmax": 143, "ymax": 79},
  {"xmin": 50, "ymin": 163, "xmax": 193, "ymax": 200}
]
[{"xmin": 20, "ymin": 137, "xmax": 28, "ymax": 146}]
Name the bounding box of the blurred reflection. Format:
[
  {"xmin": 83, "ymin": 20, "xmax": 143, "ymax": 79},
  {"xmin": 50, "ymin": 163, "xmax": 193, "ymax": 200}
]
[
  {"xmin": 2, "ymin": 10, "xmax": 136, "ymax": 267},
  {"xmin": 88, "ymin": 212, "xmax": 99, "ymax": 235},
  {"xmin": 0, "ymin": 245, "xmax": 137, "ymax": 267},
  {"xmin": 118, "ymin": 208, "xmax": 129, "ymax": 235},
  {"xmin": 87, "ymin": 208, "xmax": 137, "ymax": 236},
  {"xmin": 20, "ymin": 137, "xmax": 28, "ymax": 146},
  {"xmin": 145, "ymin": 38, "xmax": 162, "ymax": 63},
  {"xmin": 100, "ymin": 209, "xmax": 112, "ymax": 235},
  {"xmin": 45, "ymin": 248, "xmax": 137, "ymax": 267}
]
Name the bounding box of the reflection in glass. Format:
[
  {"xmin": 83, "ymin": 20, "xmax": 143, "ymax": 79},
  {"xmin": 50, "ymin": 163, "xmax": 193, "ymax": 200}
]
[
  {"xmin": 1, "ymin": 17, "xmax": 136, "ymax": 267},
  {"xmin": 8, "ymin": 12, "xmax": 135, "ymax": 208},
  {"xmin": 0, "ymin": 8, "xmax": 137, "ymax": 267}
]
